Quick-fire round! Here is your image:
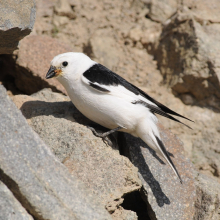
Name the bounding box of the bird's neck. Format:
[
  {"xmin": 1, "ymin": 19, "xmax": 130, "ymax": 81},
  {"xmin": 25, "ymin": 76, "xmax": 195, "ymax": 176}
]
[{"xmin": 57, "ymin": 76, "xmax": 75, "ymax": 93}]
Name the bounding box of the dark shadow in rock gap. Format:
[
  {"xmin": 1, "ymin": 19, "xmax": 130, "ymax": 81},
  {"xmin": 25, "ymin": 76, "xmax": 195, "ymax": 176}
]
[
  {"xmin": 121, "ymin": 190, "xmax": 151, "ymax": 220},
  {"xmin": 118, "ymin": 133, "xmax": 170, "ymax": 207}
]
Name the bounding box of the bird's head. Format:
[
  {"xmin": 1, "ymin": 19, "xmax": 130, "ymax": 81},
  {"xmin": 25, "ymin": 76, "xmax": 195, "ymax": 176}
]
[{"xmin": 46, "ymin": 52, "xmax": 96, "ymax": 81}]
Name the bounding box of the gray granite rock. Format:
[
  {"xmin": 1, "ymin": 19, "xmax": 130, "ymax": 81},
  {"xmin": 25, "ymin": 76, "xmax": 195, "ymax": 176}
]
[
  {"xmin": 194, "ymin": 173, "xmax": 220, "ymax": 220},
  {"xmin": 0, "ymin": 181, "xmax": 33, "ymax": 220},
  {"xmin": 0, "ymin": 0, "xmax": 36, "ymax": 54},
  {"xmin": 0, "ymin": 85, "xmax": 111, "ymax": 220},
  {"xmin": 123, "ymin": 124, "xmax": 196, "ymax": 220},
  {"xmin": 191, "ymin": 129, "xmax": 220, "ymax": 184},
  {"xmin": 12, "ymin": 88, "xmax": 142, "ymax": 218}
]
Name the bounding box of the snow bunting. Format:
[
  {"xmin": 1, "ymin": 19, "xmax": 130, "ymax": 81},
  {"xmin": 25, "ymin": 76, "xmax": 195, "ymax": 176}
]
[{"xmin": 46, "ymin": 52, "xmax": 193, "ymax": 183}]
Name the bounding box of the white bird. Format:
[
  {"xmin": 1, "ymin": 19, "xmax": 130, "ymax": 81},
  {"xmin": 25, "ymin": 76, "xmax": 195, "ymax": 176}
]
[{"xmin": 46, "ymin": 52, "xmax": 193, "ymax": 184}]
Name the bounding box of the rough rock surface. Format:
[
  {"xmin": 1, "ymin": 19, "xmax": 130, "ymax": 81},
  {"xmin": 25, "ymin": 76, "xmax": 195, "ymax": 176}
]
[
  {"xmin": 123, "ymin": 124, "xmax": 196, "ymax": 220},
  {"xmin": 54, "ymin": 0, "xmax": 76, "ymax": 19},
  {"xmin": 12, "ymin": 88, "xmax": 142, "ymax": 219},
  {"xmin": 184, "ymin": 0, "xmax": 220, "ymax": 23},
  {"xmin": 151, "ymin": 5, "xmax": 220, "ymax": 185},
  {"xmin": 12, "ymin": 88, "xmax": 209, "ymax": 220},
  {"xmin": 22, "ymin": 0, "xmax": 220, "ymax": 184},
  {"xmin": 157, "ymin": 97, "xmax": 220, "ymax": 184},
  {"xmin": 0, "ymin": 0, "xmax": 36, "ymax": 54},
  {"xmin": 0, "ymin": 181, "xmax": 33, "ymax": 220},
  {"xmin": 111, "ymin": 209, "xmax": 138, "ymax": 220},
  {"xmin": 155, "ymin": 9, "xmax": 220, "ymax": 110},
  {"xmin": 2, "ymin": 0, "xmax": 220, "ymax": 219},
  {"xmin": 146, "ymin": 0, "xmax": 179, "ymax": 23},
  {"xmin": 0, "ymin": 85, "xmax": 111, "ymax": 220},
  {"xmin": 12, "ymin": 88, "xmax": 220, "ymax": 219},
  {"xmin": 194, "ymin": 173, "xmax": 220, "ymax": 220}
]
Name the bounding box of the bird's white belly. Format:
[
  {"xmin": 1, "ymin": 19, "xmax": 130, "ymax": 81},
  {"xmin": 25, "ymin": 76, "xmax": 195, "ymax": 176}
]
[{"xmin": 67, "ymin": 86, "xmax": 147, "ymax": 134}]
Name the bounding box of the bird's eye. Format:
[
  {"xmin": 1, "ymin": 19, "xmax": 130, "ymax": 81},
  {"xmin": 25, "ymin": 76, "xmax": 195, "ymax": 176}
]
[{"xmin": 62, "ymin": 61, "xmax": 68, "ymax": 67}]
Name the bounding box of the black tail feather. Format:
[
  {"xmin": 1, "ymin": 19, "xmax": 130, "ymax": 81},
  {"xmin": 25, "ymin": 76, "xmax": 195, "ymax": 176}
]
[
  {"xmin": 131, "ymin": 84, "xmax": 194, "ymax": 123},
  {"xmin": 155, "ymin": 136, "xmax": 183, "ymax": 184},
  {"xmin": 132, "ymin": 100, "xmax": 192, "ymax": 129}
]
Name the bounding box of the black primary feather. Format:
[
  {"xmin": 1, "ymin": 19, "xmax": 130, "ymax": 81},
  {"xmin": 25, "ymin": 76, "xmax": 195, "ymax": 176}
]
[
  {"xmin": 83, "ymin": 64, "xmax": 193, "ymax": 124},
  {"xmin": 155, "ymin": 136, "xmax": 183, "ymax": 184},
  {"xmin": 132, "ymin": 100, "xmax": 192, "ymax": 129}
]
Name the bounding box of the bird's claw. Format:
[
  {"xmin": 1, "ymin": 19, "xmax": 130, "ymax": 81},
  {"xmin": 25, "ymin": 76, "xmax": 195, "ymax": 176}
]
[
  {"xmin": 87, "ymin": 126, "xmax": 111, "ymax": 146},
  {"xmin": 87, "ymin": 126, "xmax": 107, "ymax": 138}
]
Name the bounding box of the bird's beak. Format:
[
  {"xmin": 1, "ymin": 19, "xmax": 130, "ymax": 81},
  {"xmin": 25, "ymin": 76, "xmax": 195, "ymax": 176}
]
[
  {"xmin": 46, "ymin": 66, "xmax": 63, "ymax": 79},
  {"xmin": 46, "ymin": 66, "xmax": 56, "ymax": 79}
]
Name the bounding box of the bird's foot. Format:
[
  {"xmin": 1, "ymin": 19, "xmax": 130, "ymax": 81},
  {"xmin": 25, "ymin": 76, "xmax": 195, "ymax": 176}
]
[
  {"xmin": 87, "ymin": 126, "xmax": 122, "ymax": 138},
  {"xmin": 87, "ymin": 126, "xmax": 111, "ymax": 146},
  {"xmin": 87, "ymin": 126, "xmax": 122, "ymax": 146},
  {"xmin": 87, "ymin": 126, "xmax": 108, "ymax": 138}
]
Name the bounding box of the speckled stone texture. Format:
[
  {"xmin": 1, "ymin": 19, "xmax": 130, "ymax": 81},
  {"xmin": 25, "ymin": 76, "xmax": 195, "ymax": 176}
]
[
  {"xmin": 0, "ymin": 85, "xmax": 111, "ymax": 220},
  {"xmin": 123, "ymin": 124, "xmax": 196, "ymax": 220},
  {"xmin": 0, "ymin": 181, "xmax": 33, "ymax": 220},
  {"xmin": 0, "ymin": 0, "xmax": 35, "ymax": 54},
  {"xmin": 11, "ymin": 88, "xmax": 220, "ymax": 219},
  {"xmin": 194, "ymin": 173, "xmax": 220, "ymax": 220},
  {"xmin": 12, "ymin": 88, "xmax": 142, "ymax": 218}
]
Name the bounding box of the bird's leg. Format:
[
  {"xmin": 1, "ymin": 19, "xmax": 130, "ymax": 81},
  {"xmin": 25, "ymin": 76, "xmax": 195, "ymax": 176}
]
[{"xmin": 88, "ymin": 126, "xmax": 122, "ymax": 138}]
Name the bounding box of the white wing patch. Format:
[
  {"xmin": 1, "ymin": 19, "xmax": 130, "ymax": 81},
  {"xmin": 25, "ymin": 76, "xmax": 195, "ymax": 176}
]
[
  {"xmin": 82, "ymin": 75, "xmax": 157, "ymax": 106},
  {"xmin": 81, "ymin": 76, "xmax": 110, "ymax": 92}
]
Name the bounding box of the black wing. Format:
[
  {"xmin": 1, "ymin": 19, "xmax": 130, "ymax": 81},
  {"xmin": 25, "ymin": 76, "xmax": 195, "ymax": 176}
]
[{"xmin": 83, "ymin": 63, "xmax": 193, "ymax": 124}]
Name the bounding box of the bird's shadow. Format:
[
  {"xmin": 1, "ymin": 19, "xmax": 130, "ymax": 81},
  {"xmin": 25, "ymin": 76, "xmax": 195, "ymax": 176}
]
[
  {"xmin": 119, "ymin": 133, "xmax": 171, "ymax": 207},
  {"xmin": 20, "ymin": 100, "xmax": 170, "ymax": 207},
  {"xmin": 20, "ymin": 100, "xmax": 90, "ymax": 125},
  {"xmin": 20, "ymin": 100, "xmax": 120, "ymax": 148}
]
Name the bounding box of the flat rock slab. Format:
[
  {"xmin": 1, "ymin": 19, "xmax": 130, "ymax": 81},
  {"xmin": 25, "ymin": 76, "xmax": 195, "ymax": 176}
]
[
  {"xmin": 0, "ymin": 85, "xmax": 111, "ymax": 220},
  {"xmin": 123, "ymin": 124, "xmax": 196, "ymax": 220},
  {"xmin": 12, "ymin": 89, "xmax": 142, "ymax": 216},
  {"xmin": 0, "ymin": 0, "xmax": 35, "ymax": 54},
  {"xmin": 0, "ymin": 181, "xmax": 33, "ymax": 220}
]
